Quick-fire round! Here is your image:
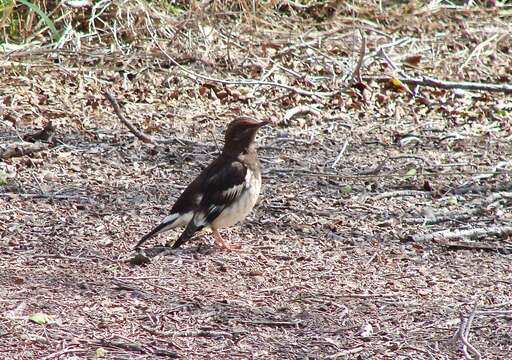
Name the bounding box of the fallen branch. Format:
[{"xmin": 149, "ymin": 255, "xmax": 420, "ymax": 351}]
[
  {"xmin": 316, "ymin": 292, "xmax": 397, "ymax": 299},
  {"xmin": 97, "ymin": 338, "xmax": 144, "ymax": 353},
  {"xmin": 112, "ymin": 280, "xmax": 149, "ymax": 293},
  {"xmin": 0, "ymin": 192, "xmax": 89, "ymax": 201},
  {"xmin": 233, "ymin": 318, "xmax": 302, "ymax": 327},
  {"xmin": 40, "ymin": 348, "xmax": 86, "ymax": 360},
  {"xmin": 453, "ymin": 300, "xmax": 481, "ymax": 360},
  {"xmin": 408, "ymin": 226, "xmax": 512, "ymax": 243},
  {"xmin": 372, "ymin": 190, "xmax": 431, "ymax": 201},
  {"xmin": 351, "ymin": 29, "xmax": 366, "ymax": 83},
  {"xmin": 404, "ymin": 208, "xmax": 484, "ymax": 225},
  {"xmin": 282, "ymin": 105, "xmax": 322, "ymax": 124},
  {"xmin": 476, "ymin": 310, "xmax": 512, "ymax": 316},
  {"xmin": 177, "ymin": 330, "xmax": 235, "ymax": 338},
  {"xmin": 0, "ymin": 142, "xmax": 49, "ymax": 160},
  {"xmin": 439, "ymin": 241, "xmax": 512, "ymax": 255},
  {"xmin": 103, "ymin": 91, "xmax": 154, "ymax": 144},
  {"xmin": 367, "ymin": 75, "xmax": 512, "ymax": 94}
]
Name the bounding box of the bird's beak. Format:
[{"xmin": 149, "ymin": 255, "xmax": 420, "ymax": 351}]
[{"xmin": 256, "ymin": 120, "xmax": 271, "ymax": 128}]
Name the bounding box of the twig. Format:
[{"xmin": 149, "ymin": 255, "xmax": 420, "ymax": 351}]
[
  {"xmin": 0, "ymin": 142, "xmax": 49, "ymax": 159},
  {"xmin": 404, "ymin": 208, "xmax": 483, "ymax": 225},
  {"xmin": 454, "ymin": 300, "xmax": 482, "ymax": 360},
  {"xmin": 357, "ymin": 158, "xmax": 387, "ymax": 175},
  {"xmin": 275, "ymin": 26, "xmax": 347, "ymax": 57},
  {"xmin": 147, "ymin": 29, "xmax": 335, "ymax": 98},
  {"xmin": 208, "ymin": 128, "xmax": 221, "ymax": 154},
  {"xmin": 376, "ymin": 48, "xmax": 412, "ymax": 80},
  {"xmin": 476, "ymin": 310, "xmax": 512, "ymax": 316},
  {"xmin": 327, "ymin": 347, "xmax": 364, "ymax": 358},
  {"xmin": 366, "ymin": 75, "xmax": 512, "ymax": 94},
  {"xmin": 103, "ymin": 91, "xmax": 154, "ymax": 144},
  {"xmin": 233, "ymin": 318, "xmax": 302, "ymax": 327},
  {"xmin": 0, "ymin": 193, "xmax": 89, "ymax": 201},
  {"xmin": 408, "ymin": 226, "xmax": 512, "ymax": 243},
  {"xmin": 98, "ymin": 338, "xmax": 144, "ymax": 352},
  {"xmin": 351, "ymin": 29, "xmax": 366, "ymax": 83},
  {"xmin": 249, "ymin": 64, "xmax": 277, "ymax": 96},
  {"xmin": 331, "ymin": 140, "xmax": 349, "ymax": 169},
  {"xmin": 112, "ymin": 280, "xmax": 148, "ymax": 293},
  {"xmin": 372, "ymin": 190, "xmax": 431, "ymax": 201},
  {"xmin": 282, "ymin": 105, "xmax": 322, "ymax": 124},
  {"xmin": 364, "ymin": 252, "xmax": 379, "ymax": 267},
  {"xmin": 267, "ymin": 167, "xmax": 509, "ymax": 180},
  {"xmin": 439, "ymin": 242, "xmax": 512, "ymax": 255},
  {"xmin": 0, "ymin": 207, "xmax": 33, "ymax": 214},
  {"xmin": 460, "ymin": 33, "xmax": 501, "ymax": 71},
  {"xmin": 177, "ymin": 330, "xmax": 235, "ymax": 338},
  {"xmin": 41, "ymin": 348, "xmax": 86, "ymax": 360},
  {"xmin": 317, "ymin": 292, "xmax": 398, "ymax": 299}
]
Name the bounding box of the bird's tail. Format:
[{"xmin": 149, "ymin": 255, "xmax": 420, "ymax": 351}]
[
  {"xmin": 134, "ymin": 213, "xmax": 180, "ymax": 249},
  {"xmin": 170, "ymin": 222, "xmax": 202, "ymax": 249}
]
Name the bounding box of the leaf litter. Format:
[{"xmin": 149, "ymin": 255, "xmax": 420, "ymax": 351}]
[{"xmin": 0, "ymin": 1, "xmax": 511, "ymax": 359}]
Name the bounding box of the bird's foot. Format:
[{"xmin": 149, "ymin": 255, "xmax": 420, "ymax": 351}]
[
  {"xmin": 212, "ymin": 229, "xmax": 241, "ymax": 251},
  {"xmin": 215, "ymin": 241, "xmax": 241, "ymax": 251}
]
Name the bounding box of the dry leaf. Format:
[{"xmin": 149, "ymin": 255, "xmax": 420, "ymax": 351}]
[{"xmin": 403, "ymin": 54, "xmax": 422, "ymax": 66}]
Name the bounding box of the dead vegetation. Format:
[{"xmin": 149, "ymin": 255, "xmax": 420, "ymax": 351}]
[{"xmin": 1, "ymin": 1, "xmax": 511, "ymax": 359}]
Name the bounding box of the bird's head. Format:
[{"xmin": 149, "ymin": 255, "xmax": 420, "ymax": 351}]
[{"xmin": 223, "ymin": 117, "xmax": 269, "ymax": 154}]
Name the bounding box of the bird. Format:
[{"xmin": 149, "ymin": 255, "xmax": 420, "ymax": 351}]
[{"xmin": 134, "ymin": 117, "xmax": 269, "ymax": 251}]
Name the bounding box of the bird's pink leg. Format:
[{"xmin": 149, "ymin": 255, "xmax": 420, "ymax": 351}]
[{"xmin": 212, "ymin": 229, "xmax": 241, "ymax": 251}]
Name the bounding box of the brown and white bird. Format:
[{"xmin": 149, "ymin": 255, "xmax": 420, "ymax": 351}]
[{"xmin": 134, "ymin": 117, "xmax": 268, "ymax": 251}]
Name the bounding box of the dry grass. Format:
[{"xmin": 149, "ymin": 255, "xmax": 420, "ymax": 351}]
[{"xmin": 1, "ymin": 1, "xmax": 511, "ymax": 359}]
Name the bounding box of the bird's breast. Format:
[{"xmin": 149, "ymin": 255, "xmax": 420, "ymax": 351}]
[{"xmin": 210, "ymin": 169, "xmax": 262, "ymax": 229}]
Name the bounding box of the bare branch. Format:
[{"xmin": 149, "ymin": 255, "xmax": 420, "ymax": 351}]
[
  {"xmin": 455, "ymin": 300, "xmax": 482, "ymax": 360},
  {"xmin": 409, "ymin": 226, "xmax": 512, "ymax": 243},
  {"xmin": 283, "ymin": 105, "xmax": 321, "ymax": 124},
  {"xmin": 439, "ymin": 242, "xmax": 512, "ymax": 255},
  {"xmin": 103, "ymin": 91, "xmax": 154, "ymax": 144},
  {"xmin": 367, "ymin": 75, "xmax": 512, "ymax": 94},
  {"xmin": 0, "ymin": 142, "xmax": 49, "ymax": 160},
  {"xmin": 372, "ymin": 190, "xmax": 431, "ymax": 201},
  {"xmin": 351, "ymin": 29, "xmax": 366, "ymax": 83}
]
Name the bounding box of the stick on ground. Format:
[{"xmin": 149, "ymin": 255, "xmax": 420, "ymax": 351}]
[
  {"xmin": 408, "ymin": 226, "xmax": 512, "ymax": 243},
  {"xmin": 368, "ymin": 75, "xmax": 512, "ymax": 94},
  {"xmin": 351, "ymin": 29, "xmax": 366, "ymax": 83},
  {"xmin": 103, "ymin": 91, "xmax": 154, "ymax": 144},
  {"xmin": 0, "ymin": 142, "xmax": 49, "ymax": 160}
]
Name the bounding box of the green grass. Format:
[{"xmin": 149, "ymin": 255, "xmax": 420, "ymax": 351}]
[{"xmin": 0, "ymin": 0, "xmax": 60, "ymax": 44}]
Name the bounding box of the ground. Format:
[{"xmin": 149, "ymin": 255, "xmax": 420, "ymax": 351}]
[{"xmin": 1, "ymin": 2, "xmax": 511, "ymax": 359}]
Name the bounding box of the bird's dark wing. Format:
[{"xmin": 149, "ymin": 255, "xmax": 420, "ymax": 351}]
[
  {"xmin": 134, "ymin": 166, "xmax": 205, "ymax": 249},
  {"xmin": 134, "ymin": 211, "xmax": 190, "ymax": 249},
  {"xmin": 171, "ymin": 158, "xmax": 248, "ymax": 249}
]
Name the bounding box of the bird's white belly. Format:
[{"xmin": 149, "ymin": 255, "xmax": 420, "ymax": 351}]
[{"xmin": 210, "ymin": 171, "xmax": 261, "ymax": 229}]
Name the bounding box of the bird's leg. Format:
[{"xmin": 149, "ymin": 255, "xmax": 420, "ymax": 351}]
[{"xmin": 212, "ymin": 229, "xmax": 241, "ymax": 251}]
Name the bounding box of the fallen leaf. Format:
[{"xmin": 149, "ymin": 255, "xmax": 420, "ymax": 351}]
[
  {"xmin": 29, "ymin": 312, "xmax": 50, "ymax": 325},
  {"xmin": 404, "ymin": 168, "xmax": 417, "ymax": 179},
  {"xmin": 403, "ymin": 54, "xmax": 422, "ymax": 66}
]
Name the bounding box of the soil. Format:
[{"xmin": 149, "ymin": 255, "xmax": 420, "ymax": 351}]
[{"xmin": 1, "ymin": 2, "xmax": 511, "ymax": 359}]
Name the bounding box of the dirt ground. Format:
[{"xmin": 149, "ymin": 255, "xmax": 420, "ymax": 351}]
[{"xmin": 1, "ymin": 2, "xmax": 511, "ymax": 359}]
